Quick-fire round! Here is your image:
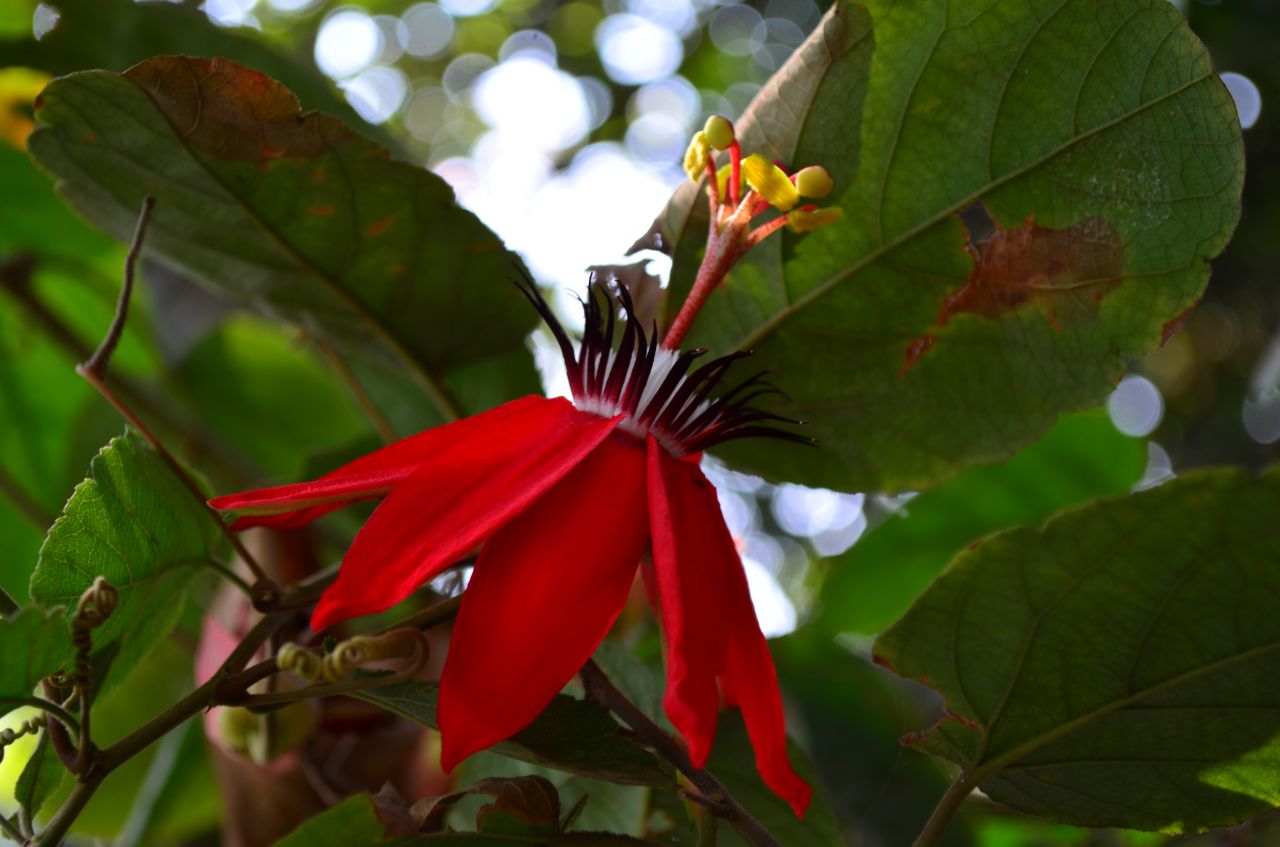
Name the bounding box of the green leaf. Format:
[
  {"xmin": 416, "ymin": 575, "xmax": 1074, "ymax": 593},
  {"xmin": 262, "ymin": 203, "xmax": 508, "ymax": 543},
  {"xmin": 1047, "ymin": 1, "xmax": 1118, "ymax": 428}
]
[
  {"xmin": 705, "ymin": 712, "xmax": 842, "ymax": 847},
  {"xmin": 661, "ymin": 0, "xmax": 1243, "ymax": 492},
  {"xmin": 818, "ymin": 411, "xmax": 1146, "ymax": 636},
  {"xmin": 274, "ymin": 793, "xmax": 385, "ymax": 847},
  {"xmin": 875, "ymin": 467, "xmax": 1280, "ymax": 833},
  {"xmin": 14, "ymin": 729, "xmax": 62, "ymax": 822},
  {"xmin": 355, "ymin": 681, "xmax": 674, "ymax": 788},
  {"xmin": 30, "ymin": 431, "xmax": 218, "ymax": 692},
  {"xmin": 27, "ymin": 56, "xmax": 538, "ymax": 428},
  {"xmin": 0, "ymin": 608, "xmax": 67, "ymax": 718}
]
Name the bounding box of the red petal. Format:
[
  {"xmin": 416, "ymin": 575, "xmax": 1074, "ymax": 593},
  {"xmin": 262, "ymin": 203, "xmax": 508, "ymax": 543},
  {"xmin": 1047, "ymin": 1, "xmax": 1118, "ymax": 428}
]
[
  {"xmin": 645, "ymin": 438, "xmax": 726, "ymax": 767},
  {"xmin": 311, "ymin": 398, "xmax": 620, "ymax": 630},
  {"xmin": 209, "ymin": 396, "xmax": 551, "ymax": 529},
  {"xmin": 437, "ymin": 433, "xmax": 648, "ymax": 770},
  {"xmin": 647, "ymin": 441, "xmax": 811, "ymax": 816}
]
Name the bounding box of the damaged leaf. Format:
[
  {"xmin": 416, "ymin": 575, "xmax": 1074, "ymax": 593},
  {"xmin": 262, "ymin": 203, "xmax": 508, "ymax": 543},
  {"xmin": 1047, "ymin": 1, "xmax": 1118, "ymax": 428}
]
[
  {"xmin": 28, "ymin": 56, "xmax": 538, "ymax": 429},
  {"xmin": 902, "ymin": 213, "xmax": 1125, "ymax": 373},
  {"xmin": 656, "ymin": 0, "xmax": 1243, "ymax": 492}
]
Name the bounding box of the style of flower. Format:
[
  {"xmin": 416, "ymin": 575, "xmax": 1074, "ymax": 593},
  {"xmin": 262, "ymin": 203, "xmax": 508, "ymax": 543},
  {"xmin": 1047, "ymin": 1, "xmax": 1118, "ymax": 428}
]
[{"xmin": 210, "ymin": 115, "xmax": 840, "ymax": 817}]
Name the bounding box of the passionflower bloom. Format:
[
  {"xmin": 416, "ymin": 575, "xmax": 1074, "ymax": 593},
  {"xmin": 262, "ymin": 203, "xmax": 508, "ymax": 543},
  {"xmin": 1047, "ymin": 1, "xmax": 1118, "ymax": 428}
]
[
  {"xmin": 211, "ymin": 115, "xmax": 842, "ymax": 817},
  {"xmin": 211, "ymin": 283, "xmax": 811, "ymax": 813}
]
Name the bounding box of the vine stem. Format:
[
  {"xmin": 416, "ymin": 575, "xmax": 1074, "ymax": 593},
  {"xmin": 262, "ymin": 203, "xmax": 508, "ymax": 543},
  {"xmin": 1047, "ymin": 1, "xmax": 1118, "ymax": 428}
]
[
  {"xmin": 33, "ymin": 611, "xmax": 291, "ymax": 845},
  {"xmin": 578, "ymin": 659, "xmax": 782, "ymax": 847},
  {"xmin": 72, "ymin": 197, "xmax": 271, "ymax": 589},
  {"xmin": 911, "ymin": 774, "xmax": 975, "ymax": 847},
  {"xmin": 0, "ymin": 810, "xmax": 23, "ymax": 842},
  {"xmin": 0, "ymin": 697, "xmax": 81, "ymax": 736}
]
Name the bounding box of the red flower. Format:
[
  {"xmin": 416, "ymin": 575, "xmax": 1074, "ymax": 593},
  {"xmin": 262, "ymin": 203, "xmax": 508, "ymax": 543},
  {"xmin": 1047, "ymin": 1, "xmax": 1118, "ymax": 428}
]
[{"xmin": 210, "ymin": 281, "xmax": 812, "ymax": 816}]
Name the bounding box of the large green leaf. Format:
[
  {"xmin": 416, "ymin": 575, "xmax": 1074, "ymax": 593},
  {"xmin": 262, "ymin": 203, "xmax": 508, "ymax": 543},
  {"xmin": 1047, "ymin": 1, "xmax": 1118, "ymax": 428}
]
[
  {"xmin": 0, "ymin": 608, "xmax": 66, "ymax": 718},
  {"xmin": 818, "ymin": 411, "xmax": 1146, "ymax": 637},
  {"xmin": 30, "ymin": 431, "xmax": 218, "ymax": 691},
  {"xmin": 27, "ymin": 56, "xmax": 538, "ymax": 427},
  {"xmin": 875, "ymin": 467, "xmax": 1280, "ymax": 833},
  {"xmin": 355, "ymin": 681, "xmax": 674, "ymax": 788},
  {"xmin": 660, "ymin": 0, "xmax": 1243, "ymax": 492}
]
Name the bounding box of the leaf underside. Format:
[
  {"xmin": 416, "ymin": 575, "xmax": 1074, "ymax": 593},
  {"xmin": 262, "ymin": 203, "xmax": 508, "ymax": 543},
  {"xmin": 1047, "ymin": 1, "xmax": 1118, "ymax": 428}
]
[{"xmin": 875, "ymin": 468, "xmax": 1280, "ymax": 833}]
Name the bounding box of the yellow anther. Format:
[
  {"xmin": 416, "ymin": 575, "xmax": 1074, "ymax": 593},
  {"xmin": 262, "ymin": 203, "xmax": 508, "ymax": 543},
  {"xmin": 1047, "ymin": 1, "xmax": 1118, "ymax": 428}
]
[
  {"xmin": 741, "ymin": 155, "xmax": 799, "ymax": 211},
  {"xmin": 794, "ymin": 166, "xmax": 833, "ymax": 199},
  {"xmin": 703, "ymin": 115, "xmax": 735, "ymax": 151},
  {"xmin": 683, "ymin": 131, "xmax": 711, "ymax": 182},
  {"xmin": 786, "ymin": 206, "xmax": 844, "ymax": 233}
]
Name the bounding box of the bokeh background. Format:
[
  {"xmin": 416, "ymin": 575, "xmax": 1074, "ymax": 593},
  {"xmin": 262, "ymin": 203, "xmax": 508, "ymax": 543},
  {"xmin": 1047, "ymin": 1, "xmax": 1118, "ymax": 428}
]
[{"xmin": 0, "ymin": 0, "xmax": 1276, "ymax": 844}]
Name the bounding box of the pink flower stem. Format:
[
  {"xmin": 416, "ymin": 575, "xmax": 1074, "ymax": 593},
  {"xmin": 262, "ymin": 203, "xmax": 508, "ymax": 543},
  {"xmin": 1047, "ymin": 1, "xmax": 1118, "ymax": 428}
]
[
  {"xmin": 662, "ymin": 223, "xmax": 749, "ymax": 350},
  {"xmin": 704, "ymin": 156, "xmax": 720, "ymax": 215},
  {"xmin": 729, "ymin": 141, "xmax": 742, "ymax": 207},
  {"xmin": 748, "ymin": 214, "xmax": 790, "ymax": 246},
  {"xmin": 663, "ymin": 186, "xmax": 762, "ymax": 349}
]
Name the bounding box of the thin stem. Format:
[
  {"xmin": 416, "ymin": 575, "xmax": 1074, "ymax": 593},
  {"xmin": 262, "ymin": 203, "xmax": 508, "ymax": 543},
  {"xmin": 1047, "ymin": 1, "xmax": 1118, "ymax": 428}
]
[
  {"xmin": 312, "ymin": 333, "xmax": 398, "ymax": 443},
  {"xmin": 0, "ymin": 809, "xmax": 25, "ymax": 842},
  {"xmin": 78, "ymin": 365, "xmax": 270, "ymax": 585},
  {"xmin": 748, "ymin": 215, "xmax": 790, "ymax": 247},
  {"xmin": 72, "ymin": 198, "xmax": 269, "ymax": 586},
  {"xmin": 704, "ymin": 156, "xmax": 720, "ymax": 218},
  {"xmin": 0, "ymin": 258, "xmax": 260, "ymax": 484},
  {"xmin": 33, "ymin": 612, "xmax": 292, "ymax": 845},
  {"xmin": 76, "ymin": 690, "xmax": 92, "ymax": 776},
  {"xmin": 911, "ymin": 774, "xmax": 975, "ymax": 847},
  {"xmin": 234, "ymin": 669, "xmax": 412, "ymax": 710},
  {"xmin": 393, "ymin": 593, "xmax": 463, "ymax": 632},
  {"xmin": 207, "ymin": 558, "xmax": 254, "ymax": 597},
  {"xmin": 728, "ymin": 141, "xmax": 742, "ymax": 207},
  {"xmin": 579, "ymin": 659, "xmax": 782, "ymax": 847},
  {"xmin": 82, "ymin": 197, "xmax": 155, "ymax": 374},
  {"xmin": 0, "ymin": 465, "xmax": 53, "ymax": 529}
]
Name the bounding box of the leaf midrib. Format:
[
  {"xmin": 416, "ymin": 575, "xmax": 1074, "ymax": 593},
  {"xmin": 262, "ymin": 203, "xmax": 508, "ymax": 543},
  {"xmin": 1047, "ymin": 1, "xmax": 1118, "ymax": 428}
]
[
  {"xmin": 968, "ymin": 638, "xmax": 1280, "ymax": 785},
  {"xmin": 733, "ymin": 71, "xmax": 1216, "ymax": 352}
]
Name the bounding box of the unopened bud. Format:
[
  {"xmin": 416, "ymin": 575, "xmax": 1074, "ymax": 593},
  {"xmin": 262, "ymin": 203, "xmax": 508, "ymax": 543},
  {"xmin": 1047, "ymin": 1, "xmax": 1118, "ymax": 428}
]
[
  {"xmin": 683, "ymin": 131, "xmax": 711, "ymax": 182},
  {"xmin": 703, "ymin": 115, "xmax": 735, "ymax": 151},
  {"xmin": 794, "ymin": 166, "xmax": 833, "ymax": 198}
]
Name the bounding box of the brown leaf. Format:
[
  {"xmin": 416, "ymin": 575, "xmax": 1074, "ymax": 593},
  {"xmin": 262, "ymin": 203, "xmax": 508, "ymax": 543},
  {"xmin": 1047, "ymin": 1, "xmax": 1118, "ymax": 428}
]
[
  {"xmin": 903, "ymin": 212, "xmax": 1124, "ymax": 374},
  {"xmin": 124, "ymin": 56, "xmax": 356, "ymax": 161},
  {"xmin": 411, "ymin": 774, "xmax": 561, "ymax": 834}
]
